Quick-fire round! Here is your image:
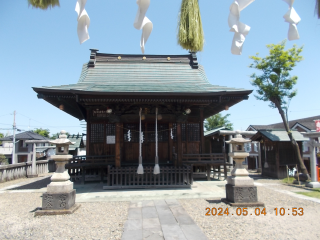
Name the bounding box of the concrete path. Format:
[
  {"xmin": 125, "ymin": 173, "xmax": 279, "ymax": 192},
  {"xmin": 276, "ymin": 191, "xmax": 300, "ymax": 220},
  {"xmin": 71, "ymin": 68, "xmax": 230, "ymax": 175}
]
[{"xmin": 122, "ymin": 199, "xmax": 208, "ymax": 240}]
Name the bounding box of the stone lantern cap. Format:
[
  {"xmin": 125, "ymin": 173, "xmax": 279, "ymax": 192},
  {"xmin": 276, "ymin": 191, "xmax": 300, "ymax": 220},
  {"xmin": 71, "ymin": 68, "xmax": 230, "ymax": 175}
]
[
  {"xmin": 49, "ymin": 130, "xmax": 75, "ymax": 145},
  {"xmin": 225, "ymin": 131, "xmax": 251, "ymax": 144}
]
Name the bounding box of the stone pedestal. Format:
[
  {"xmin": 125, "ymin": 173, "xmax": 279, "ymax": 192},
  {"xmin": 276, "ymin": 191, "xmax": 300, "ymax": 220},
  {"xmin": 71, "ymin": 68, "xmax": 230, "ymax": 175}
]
[
  {"xmin": 35, "ymin": 130, "xmax": 80, "ymax": 216},
  {"xmin": 222, "ymin": 131, "xmax": 264, "ymax": 207},
  {"xmin": 42, "ymin": 190, "xmax": 76, "ymax": 210},
  {"xmin": 306, "ymin": 182, "xmax": 320, "ymax": 188}
]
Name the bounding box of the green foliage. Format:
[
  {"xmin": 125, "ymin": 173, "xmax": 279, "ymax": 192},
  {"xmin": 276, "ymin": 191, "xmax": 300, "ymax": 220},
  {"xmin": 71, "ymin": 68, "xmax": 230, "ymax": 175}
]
[
  {"xmin": 178, "ymin": 0, "xmax": 204, "ymax": 52},
  {"xmin": 0, "ymin": 154, "xmax": 8, "ymax": 165},
  {"xmin": 204, "ymin": 113, "xmax": 233, "ymax": 131},
  {"xmin": 33, "ymin": 128, "xmax": 50, "ymax": 138},
  {"xmin": 0, "ymin": 132, "xmax": 3, "ymax": 145},
  {"xmin": 282, "ymin": 177, "xmax": 295, "ymax": 184},
  {"xmin": 28, "ymin": 0, "xmax": 60, "ymax": 10},
  {"xmin": 249, "ymin": 40, "xmax": 303, "ymax": 108},
  {"xmin": 51, "ymin": 132, "xmax": 71, "ymax": 139}
]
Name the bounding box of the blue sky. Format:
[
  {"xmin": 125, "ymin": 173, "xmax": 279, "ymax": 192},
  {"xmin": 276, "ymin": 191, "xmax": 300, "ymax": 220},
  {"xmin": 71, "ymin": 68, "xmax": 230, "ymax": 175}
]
[{"xmin": 1, "ymin": 0, "xmax": 319, "ymax": 136}]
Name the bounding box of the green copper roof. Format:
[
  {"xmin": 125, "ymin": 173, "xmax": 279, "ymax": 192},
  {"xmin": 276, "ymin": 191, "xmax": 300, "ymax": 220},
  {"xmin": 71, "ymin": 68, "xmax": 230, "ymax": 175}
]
[
  {"xmin": 35, "ymin": 52, "xmax": 250, "ymax": 94},
  {"xmin": 259, "ymin": 130, "xmax": 308, "ymax": 142}
]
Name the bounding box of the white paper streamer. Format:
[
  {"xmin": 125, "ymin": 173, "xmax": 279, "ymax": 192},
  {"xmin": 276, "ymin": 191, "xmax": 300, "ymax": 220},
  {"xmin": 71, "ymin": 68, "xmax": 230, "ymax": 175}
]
[
  {"xmin": 228, "ymin": 0, "xmax": 255, "ymax": 55},
  {"xmin": 134, "ymin": 0, "xmax": 153, "ymax": 54},
  {"xmin": 283, "ymin": 0, "xmax": 300, "ymax": 41},
  {"xmin": 75, "ymin": 0, "xmax": 90, "ymax": 44}
]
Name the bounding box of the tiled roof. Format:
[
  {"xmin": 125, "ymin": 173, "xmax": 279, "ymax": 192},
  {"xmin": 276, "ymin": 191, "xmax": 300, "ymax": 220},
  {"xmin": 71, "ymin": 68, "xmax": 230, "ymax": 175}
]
[
  {"xmin": 0, "ymin": 131, "xmax": 50, "ymax": 141},
  {"xmin": 34, "ymin": 52, "xmax": 250, "ymax": 94},
  {"xmin": 204, "ymin": 127, "xmax": 231, "ymax": 137},
  {"xmin": 247, "ymin": 115, "xmax": 320, "ymax": 131},
  {"xmin": 67, "ymin": 134, "xmax": 84, "ymax": 151},
  {"xmin": 252, "ymin": 130, "xmax": 308, "ymax": 142}
]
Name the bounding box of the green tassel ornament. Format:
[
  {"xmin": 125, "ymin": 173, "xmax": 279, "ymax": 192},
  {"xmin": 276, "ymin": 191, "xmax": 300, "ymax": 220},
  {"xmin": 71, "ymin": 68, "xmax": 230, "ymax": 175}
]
[
  {"xmin": 28, "ymin": 0, "xmax": 60, "ymax": 10},
  {"xmin": 178, "ymin": 0, "xmax": 204, "ymax": 52}
]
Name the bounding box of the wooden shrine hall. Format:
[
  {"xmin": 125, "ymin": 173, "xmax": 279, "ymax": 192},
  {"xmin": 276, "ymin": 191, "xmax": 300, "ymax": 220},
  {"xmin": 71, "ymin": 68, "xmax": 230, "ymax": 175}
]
[{"xmin": 33, "ymin": 50, "xmax": 252, "ymax": 188}]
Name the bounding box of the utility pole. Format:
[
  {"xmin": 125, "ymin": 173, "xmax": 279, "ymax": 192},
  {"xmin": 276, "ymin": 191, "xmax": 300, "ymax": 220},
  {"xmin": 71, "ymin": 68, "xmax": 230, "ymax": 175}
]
[{"xmin": 12, "ymin": 111, "xmax": 16, "ymax": 164}]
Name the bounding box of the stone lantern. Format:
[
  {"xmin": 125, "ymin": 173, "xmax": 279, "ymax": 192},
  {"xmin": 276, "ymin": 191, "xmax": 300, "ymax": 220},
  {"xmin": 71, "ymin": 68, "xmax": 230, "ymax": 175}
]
[
  {"xmin": 223, "ymin": 131, "xmax": 264, "ymax": 206},
  {"xmin": 35, "ymin": 130, "xmax": 80, "ymax": 216}
]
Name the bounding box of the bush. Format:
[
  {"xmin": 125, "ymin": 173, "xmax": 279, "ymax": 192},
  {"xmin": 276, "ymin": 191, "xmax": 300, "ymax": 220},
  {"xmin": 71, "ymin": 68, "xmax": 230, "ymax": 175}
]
[{"xmin": 0, "ymin": 154, "xmax": 8, "ymax": 165}]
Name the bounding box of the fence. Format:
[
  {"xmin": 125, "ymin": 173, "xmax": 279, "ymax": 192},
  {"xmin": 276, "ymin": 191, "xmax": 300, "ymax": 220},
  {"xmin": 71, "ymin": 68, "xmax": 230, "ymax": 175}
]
[
  {"xmin": 0, "ymin": 160, "xmax": 49, "ymax": 183},
  {"xmin": 104, "ymin": 165, "xmax": 193, "ymax": 189}
]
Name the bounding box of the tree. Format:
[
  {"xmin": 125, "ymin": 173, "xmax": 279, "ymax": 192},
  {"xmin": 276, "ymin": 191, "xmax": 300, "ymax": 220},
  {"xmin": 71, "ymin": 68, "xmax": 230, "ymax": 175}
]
[
  {"xmin": 248, "ymin": 40, "xmax": 307, "ymax": 177},
  {"xmin": 51, "ymin": 132, "xmax": 71, "ymax": 139},
  {"xmin": 204, "ymin": 113, "xmax": 233, "ymax": 131},
  {"xmin": 33, "ymin": 128, "xmax": 50, "ymax": 138},
  {"xmin": 0, "ymin": 133, "xmax": 3, "ymax": 145},
  {"xmin": 0, "ymin": 154, "xmax": 8, "ymax": 165},
  {"xmin": 317, "ymin": 0, "xmax": 320, "ymax": 18}
]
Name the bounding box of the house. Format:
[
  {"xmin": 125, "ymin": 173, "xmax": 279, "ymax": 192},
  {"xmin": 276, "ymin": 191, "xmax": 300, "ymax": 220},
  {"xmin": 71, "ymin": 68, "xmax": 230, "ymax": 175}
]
[
  {"xmin": 32, "ymin": 50, "xmax": 252, "ymax": 187},
  {"xmin": 0, "ymin": 131, "xmax": 51, "ymax": 164},
  {"xmin": 67, "ymin": 134, "xmax": 86, "ymax": 156},
  {"xmin": 204, "ymin": 127, "xmax": 259, "ymax": 170},
  {"xmin": 251, "ymin": 129, "xmax": 308, "ymax": 179},
  {"xmin": 247, "ymin": 115, "xmax": 320, "ymax": 172}
]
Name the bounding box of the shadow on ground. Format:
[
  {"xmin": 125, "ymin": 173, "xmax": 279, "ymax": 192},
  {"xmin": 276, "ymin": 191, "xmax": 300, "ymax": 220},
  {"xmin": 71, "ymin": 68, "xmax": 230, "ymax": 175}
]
[{"xmin": 9, "ymin": 177, "xmax": 51, "ymax": 190}]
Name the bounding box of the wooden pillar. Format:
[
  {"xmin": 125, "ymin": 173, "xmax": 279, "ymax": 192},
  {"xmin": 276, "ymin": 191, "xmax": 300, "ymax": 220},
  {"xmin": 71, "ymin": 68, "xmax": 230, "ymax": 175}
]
[
  {"xmin": 177, "ymin": 122, "xmax": 182, "ymax": 166},
  {"xmin": 275, "ymin": 143, "xmax": 280, "ymax": 178},
  {"xmin": 199, "ymin": 108, "xmax": 205, "ymax": 154},
  {"xmin": 115, "ymin": 123, "xmax": 122, "ymax": 168},
  {"xmin": 169, "ymin": 123, "xmax": 173, "ymax": 162},
  {"xmin": 86, "ymin": 121, "xmax": 90, "ymax": 155}
]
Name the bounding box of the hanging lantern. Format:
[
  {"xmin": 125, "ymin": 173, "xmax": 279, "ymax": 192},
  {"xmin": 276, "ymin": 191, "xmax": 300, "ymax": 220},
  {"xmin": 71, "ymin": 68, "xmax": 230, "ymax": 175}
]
[
  {"xmin": 107, "ymin": 108, "xmax": 112, "ymax": 114},
  {"xmin": 141, "ymin": 114, "xmax": 146, "ymax": 121},
  {"xmin": 178, "ymin": 0, "xmax": 204, "ymax": 52},
  {"xmin": 185, "ymin": 108, "xmax": 191, "ymax": 114},
  {"xmin": 225, "ymin": 105, "xmax": 229, "ymax": 111},
  {"xmin": 59, "ymin": 104, "xmax": 64, "ymax": 111},
  {"xmin": 157, "ymin": 114, "xmax": 162, "ymax": 121}
]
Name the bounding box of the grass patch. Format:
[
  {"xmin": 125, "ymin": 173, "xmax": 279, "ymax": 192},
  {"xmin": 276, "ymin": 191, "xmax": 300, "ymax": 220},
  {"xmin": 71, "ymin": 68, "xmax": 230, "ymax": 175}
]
[
  {"xmin": 282, "ymin": 177, "xmax": 295, "ymax": 184},
  {"xmin": 296, "ymin": 188, "xmax": 320, "ymax": 199}
]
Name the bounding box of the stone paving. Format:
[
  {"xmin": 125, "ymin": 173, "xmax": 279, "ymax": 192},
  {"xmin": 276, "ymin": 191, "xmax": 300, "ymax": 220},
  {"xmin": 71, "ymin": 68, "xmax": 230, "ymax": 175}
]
[
  {"xmin": 122, "ymin": 199, "xmax": 208, "ymax": 240},
  {"xmin": 1, "ymin": 174, "xmax": 320, "ymax": 239}
]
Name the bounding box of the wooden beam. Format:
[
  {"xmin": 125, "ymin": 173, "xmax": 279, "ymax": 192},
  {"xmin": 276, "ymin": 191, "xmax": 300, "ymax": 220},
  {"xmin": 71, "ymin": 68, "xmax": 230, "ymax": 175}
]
[
  {"xmin": 200, "ymin": 108, "xmax": 205, "ymax": 154},
  {"xmin": 177, "ymin": 122, "xmax": 182, "ymax": 166},
  {"xmin": 115, "ymin": 123, "xmax": 122, "ymax": 167}
]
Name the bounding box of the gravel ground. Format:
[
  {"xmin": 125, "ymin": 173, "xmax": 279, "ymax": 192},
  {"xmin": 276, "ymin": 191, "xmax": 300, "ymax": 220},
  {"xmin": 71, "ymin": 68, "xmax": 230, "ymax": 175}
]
[
  {"xmin": 179, "ymin": 185, "xmax": 320, "ymax": 240},
  {"xmin": 0, "ymin": 192, "xmax": 130, "ymax": 240}
]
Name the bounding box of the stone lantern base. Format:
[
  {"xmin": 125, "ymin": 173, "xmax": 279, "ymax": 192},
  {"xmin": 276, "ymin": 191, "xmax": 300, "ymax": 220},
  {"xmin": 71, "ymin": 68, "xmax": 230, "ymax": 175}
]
[{"xmin": 222, "ymin": 184, "xmax": 264, "ymax": 207}]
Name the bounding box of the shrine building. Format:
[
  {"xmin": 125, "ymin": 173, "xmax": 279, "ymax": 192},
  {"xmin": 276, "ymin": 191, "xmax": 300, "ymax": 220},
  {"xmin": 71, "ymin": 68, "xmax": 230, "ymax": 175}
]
[{"xmin": 33, "ymin": 50, "xmax": 252, "ymax": 188}]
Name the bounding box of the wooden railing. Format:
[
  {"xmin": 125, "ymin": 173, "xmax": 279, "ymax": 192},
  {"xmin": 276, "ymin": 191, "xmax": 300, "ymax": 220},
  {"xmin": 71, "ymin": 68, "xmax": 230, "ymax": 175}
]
[
  {"xmin": 65, "ymin": 155, "xmax": 115, "ymax": 184},
  {"xmin": 182, "ymin": 153, "xmax": 226, "ymax": 163},
  {"xmin": 0, "ymin": 160, "xmax": 49, "ymax": 183},
  {"xmin": 104, "ymin": 165, "xmax": 192, "ymax": 189}
]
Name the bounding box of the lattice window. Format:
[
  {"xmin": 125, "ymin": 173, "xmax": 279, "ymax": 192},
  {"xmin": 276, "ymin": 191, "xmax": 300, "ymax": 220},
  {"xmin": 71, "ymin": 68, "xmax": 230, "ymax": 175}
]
[
  {"xmin": 182, "ymin": 123, "xmax": 186, "ymax": 141},
  {"xmin": 106, "ymin": 124, "xmax": 115, "ymax": 135},
  {"xmin": 187, "ymin": 123, "xmax": 200, "ymax": 142},
  {"xmin": 158, "ymin": 124, "xmax": 169, "ymax": 142},
  {"xmin": 91, "ymin": 123, "xmax": 104, "ymax": 143}
]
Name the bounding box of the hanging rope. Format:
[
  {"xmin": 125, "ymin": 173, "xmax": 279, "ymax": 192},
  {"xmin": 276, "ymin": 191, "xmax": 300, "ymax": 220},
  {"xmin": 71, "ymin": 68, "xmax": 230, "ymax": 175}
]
[
  {"xmin": 178, "ymin": 0, "xmax": 204, "ymax": 52},
  {"xmin": 28, "ymin": 0, "xmax": 60, "ymax": 9}
]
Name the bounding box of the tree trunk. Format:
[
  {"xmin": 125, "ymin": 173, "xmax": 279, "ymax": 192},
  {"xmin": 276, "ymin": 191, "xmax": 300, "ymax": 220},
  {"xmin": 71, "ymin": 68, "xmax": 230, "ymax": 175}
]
[{"xmin": 273, "ymin": 100, "xmax": 309, "ymax": 178}]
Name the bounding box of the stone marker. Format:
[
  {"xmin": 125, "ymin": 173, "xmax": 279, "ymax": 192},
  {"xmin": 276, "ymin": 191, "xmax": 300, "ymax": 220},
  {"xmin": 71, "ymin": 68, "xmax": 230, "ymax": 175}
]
[
  {"xmin": 222, "ymin": 131, "xmax": 264, "ymax": 207},
  {"xmin": 35, "ymin": 130, "xmax": 80, "ymax": 216}
]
